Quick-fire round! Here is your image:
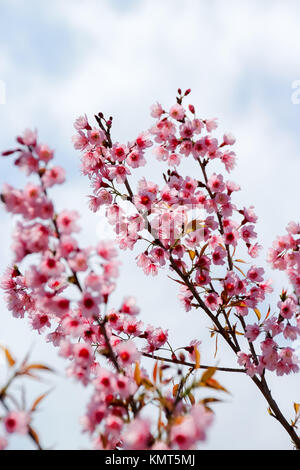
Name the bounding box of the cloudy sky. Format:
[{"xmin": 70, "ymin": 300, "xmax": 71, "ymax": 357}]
[{"xmin": 0, "ymin": 0, "xmax": 300, "ymax": 450}]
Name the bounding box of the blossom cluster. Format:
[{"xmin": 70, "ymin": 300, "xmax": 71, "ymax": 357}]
[
  {"xmin": 73, "ymin": 89, "xmax": 300, "ymax": 379},
  {"xmin": 0, "ymin": 128, "xmax": 216, "ymax": 450},
  {"xmin": 268, "ymin": 221, "xmax": 300, "ymax": 297},
  {"xmin": 1, "ymin": 89, "xmax": 299, "ymax": 450}
]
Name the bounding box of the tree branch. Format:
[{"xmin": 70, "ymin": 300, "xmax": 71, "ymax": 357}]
[{"xmin": 142, "ymin": 352, "xmax": 246, "ymax": 373}]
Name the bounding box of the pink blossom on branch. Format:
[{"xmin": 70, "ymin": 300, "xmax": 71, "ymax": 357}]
[
  {"xmin": 0, "ymin": 124, "xmax": 221, "ymax": 450},
  {"xmin": 1, "ymin": 88, "xmax": 300, "ymax": 450},
  {"xmin": 72, "ymin": 88, "xmax": 300, "ymax": 449}
]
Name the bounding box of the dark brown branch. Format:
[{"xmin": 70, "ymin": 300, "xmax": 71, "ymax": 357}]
[
  {"xmin": 121, "ymin": 161, "xmax": 300, "ymax": 449},
  {"xmin": 96, "ymin": 318, "xmax": 121, "ymax": 373},
  {"xmin": 252, "ymin": 375, "xmax": 300, "ymax": 449},
  {"xmin": 142, "ymin": 352, "xmax": 246, "ymax": 373}
]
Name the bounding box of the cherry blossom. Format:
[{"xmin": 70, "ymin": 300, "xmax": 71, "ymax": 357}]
[
  {"xmin": 1, "ymin": 88, "xmax": 300, "ymax": 450},
  {"xmin": 71, "ymin": 88, "xmax": 300, "ymax": 449}
]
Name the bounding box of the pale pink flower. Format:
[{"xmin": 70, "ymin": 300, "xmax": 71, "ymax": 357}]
[
  {"xmin": 4, "ymin": 411, "xmax": 30, "ymax": 435},
  {"xmin": 195, "ymin": 270, "xmax": 211, "ymax": 287},
  {"xmin": 170, "ymin": 417, "xmax": 197, "ymax": 449},
  {"xmin": 0, "ymin": 436, "xmax": 8, "ymax": 450},
  {"xmin": 224, "ymin": 227, "xmax": 239, "ymax": 247},
  {"xmin": 283, "ymin": 324, "xmax": 300, "ymax": 341},
  {"xmin": 105, "ymin": 415, "xmax": 123, "ymax": 436},
  {"xmin": 179, "ymin": 120, "xmax": 194, "ymax": 139},
  {"xmin": 68, "ymin": 251, "xmax": 89, "ymax": 272},
  {"xmin": 110, "ymin": 164, "xmax": 131, "ymax": 184},
  {"xmin": 79, "ymin": 292, "xmax": 101, "ymax": 318},
  {"xmin": 36, "ymin": 144, "xmax": 54, "ymax": 162},
  {"xmin": 115, "ymin": 374, "xmax": 137, "ymax": 398},
  {"xmin": 126, "ymin": 149, "xmax": 146, "ymax": 168},
  {"xmin": 242, "ymin": 206, "xmax": 258, "ymax": 223},
  {"xmin": 111, "ymin": 143, "xmax": 128, "ymax": 162},
  {"xmin": 30, "ymin": 312, "xmax": 51, "ymax": 333},
  {"xmin": 42, "ymin": 166, "xmax": 66, "ymax": 188},
  {"xmin": 286, "ymin": 221, "xmax": 300, "ymax": 235},
  {"xmin": 241, "ymin": 224, "xmax": 257, "ymax": 242},
  {"xmin": 205, "ymin": 118, "xmax": 218, "ymax": 132},
  {"xmin": 223, "ymin": 133, "xmax": 236, "ymax": 145},
  {"xmin": 88, "ymin": 128, "xmax": 105, "ymax": 145},
  {"xmin": 169, "ymin": 103, "xmax": 185, "ymax": 121},
  {"xmin": 120, "ymin": 297, "xmax": 140, "ymax": 316},
  {"xmin": 74, "ymin": 114, "xmax": 90, "ymax": 130},
  {"xmin": 17, "ymin": 129, "xmax": 37, "ymax": 147},
  {"xmin": 40, "ymin": 255, "xmax": 65, "ymax": 277},
  {"xmin": 207, "ymin": 173, "xmax": 225, "ymax": 193},
  {"xmin": 116, "ymin": 340, "xmax": 140, "ymax": 366},
  {"xmin": 94, "ymin": 368, "xmax": 115, "ymax": 393},
  {"xmin": 278, "ymin": 298, "xmax": 297, "ymax": 320},
  {"xmin": 263, "ymin": 317, "xmax": 284, "ymax": 337},
  {"xmin": 150, "ymin": 102, "xmax": 164, "ymax": 118},
  {"xmin": 72, "ymin": 131, "xmax": 89, "ymax": 151},
  {"xmin": 248, "ymin": 243, "xmax": 262, "ymax": 258},
  {"xmin": 61, "ymin": 314, "xmax": 85, "ymax": 338},
  {"xmin": 97, "ymin": 240, "xmax": 118, "ymax": 260},
  {"xmin": 56, "ymin": 210, "xmax": 80, "ymax": 234},
  {"xmin": 185, "ymin": 339, "xmax": 201, "ymax": 361},
  {"xmin": 73, "ymin": 342, "xmax": 93, "ymax": 366},
  {"xmin": 167, "ymin": 152, "xmax": 181, "ymax": 166},
  {"xmin": 212, "ymin": 246, "xmax": 226, "ymax": 265},
  {"xmin": 123, "ymin": 318, "xmax": 143, "ymax": 337},
  {"xmin": 123, "ymin": 418, "xmax": 151, "ymax": 450},
  {"xmin": 205, "ymin": 292, "xmax": 222, "ymax": 311},
  {"xmin": 136, "ymin": 132, "xmax": 152, "ymax": 150},
  {"xmin": 146, "ymin": 327, "xmax": 168, "ymax": 351},
  {"xmin": 247, "ymin": 266, "xmax": 265, "ymax": 283},
  {"xmin": 91, "ymin": 190, "xmax": 113, "ymax": 210},
  {"xmin": 245, "ymin": 323, "xmax": 260, "ymax": 342}
]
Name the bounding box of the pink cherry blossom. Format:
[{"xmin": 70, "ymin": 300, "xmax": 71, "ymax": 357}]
[
  {"xmin": 123, "ymin": 418, "xmax": 151, "ymax": 450},
  {"xmin": 169, "ymin": 103, "xmax": 185, "ymax": 121},
  {"xmin": 278, "ymin": 298, "xmax": 297, "ymax": 320},
  {"xmin": 4, "ymin": 411, "xmax": 30, "ymax": 435},
  {"xmin": 2, "ymin": 90, "xmax": 300, "ymax": 451},
  {"xmin": 205, "ymin": 292, "xmax": 222, "ymax": 311},
  {"xmin": 41, "ymin": 166, "xmax": 66, "ymax": 188},
  {"xmin": 56, "ymin": 210, "xmax": 80, "ymax": 234},
  {"xmin": 245, "ymin": 323, "xmax": 261, "ymax": 342}
]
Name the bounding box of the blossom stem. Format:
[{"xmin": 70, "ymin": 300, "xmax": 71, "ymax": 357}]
[
  {"xmin": 252, "ymin": 375, "xmax": 300, "ymax": 449},
  {"xmin": 197, "ymin": 157, "xmax": 233, "ymax": 270},
  {"xmin": 95, "ymin": 317, "xmax": 121, "ymax": 373},
  {"xmin": 100, "ymin": 126, "xmax": 300, "ymax": 449},
  {"xmin": 142, "ymin": 352, "xmax": 246, "ymax": 373}
]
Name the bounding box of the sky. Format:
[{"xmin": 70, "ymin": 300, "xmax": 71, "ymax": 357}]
[{"xmin": 0, "ymin": 0, "xmax": 300, "ymax": 450}]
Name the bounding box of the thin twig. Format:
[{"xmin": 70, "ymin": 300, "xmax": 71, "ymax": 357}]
[{"xmin": 142, "ymin": 352, "xmax": 246, "ymax": 373}]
